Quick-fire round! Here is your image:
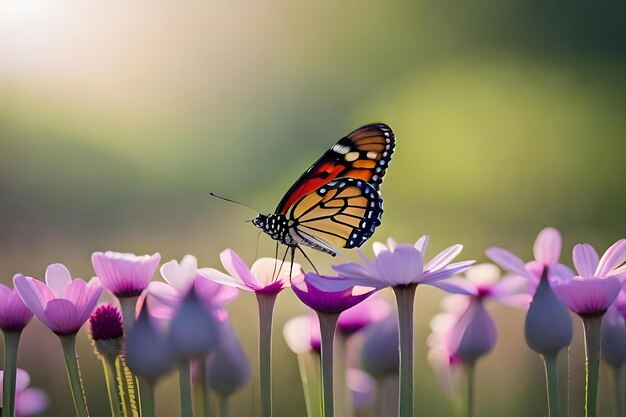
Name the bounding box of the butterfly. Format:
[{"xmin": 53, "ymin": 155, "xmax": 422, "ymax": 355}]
[{"xmin": 252, "ymin": 123, "xmax": 395, "ymax": 263}]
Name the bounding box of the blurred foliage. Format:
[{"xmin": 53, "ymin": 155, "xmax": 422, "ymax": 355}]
[{"xmin": 0, "ymin": 1, "xmax": 624, "ymax": 416}]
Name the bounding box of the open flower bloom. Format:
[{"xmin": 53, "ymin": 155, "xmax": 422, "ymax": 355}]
[
  {"xmin": 14, "ymin": 264, "xmax": 103, "ymax": 335},
  {"xmin": 337, "ymin": 294, "xmax": 391, "ymax": 334},
  {"xmin": 486, "ymin": 227, "xmax": 574, "ymax": 291},
  {"xmin": 553, "ymin": 239, "xmax": 626, "ymax": 315},
  {"xmin": 0, "ymin": 280, "xmax": 34, "ymax": 331},
  {"xmin": 283, "ymin": 313, "xmax": 320, "ymax": 354},
  {"xmin": 202, "ymin": 249, "xmax": 302, "ymax": 295},
  {"xmin": 92, "ymin": 251, "xmax": 161, "ymax": 297},
  {"xmin": 0, "ymin": 369, "xmax": 48, "ymax": 417},
  {"xmin": 308, "ymin": 236, "xmax": 474, "ymax": 292},
  {"xmin": 291, "ymin": 273, "xmax": 375, "ymax": 314},
  {"xmin": 148, "ymin": 255, "xmax": 238, "ymax": 319}
]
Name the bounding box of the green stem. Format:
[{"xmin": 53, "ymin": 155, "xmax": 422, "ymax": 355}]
[
  {"xmin": 138, "ymin": 378, "xmax": 155, "ymax": 417},
  {"xmin": 119, "ymin": 296, "xmax": 139, "ymax": 335},
  {"xmin": 256, "ymin": 292, "xmax": 277, "ymax": 417},
  {"xmin": 613, "ymin": 365, "xmax": 624, "ymax": 417},
  {"xmin": 118, "ymin": 356, "xmax": 139, "ymax": 417},
  {"xmin": 192, "ymin": 357, "xmax": 211, "ymax": 417},
  {"xmin": 582, "ymin": 315, "xmax": 603, "ymax": 417},
  {"xmin": 393, "ymin": 284, "xmax": 417, "ymax": 417},
  {"xmin": 542, "ymin": 354, "xmax": 561, "ymax": 417},
  {"xmin": 103, "ymin": 357, "xmax": 124, "ymax": 417},
  {"xmin": 334, "ymin": 332, "xmax": 351, "ymax": 417},
  {"xmin": 466, "ymin": 363, "xmax": 474, "ymax": 417},
  {"xmin": 297, "ymin": 353, "xmax": 322, "ymax": 417},
  {"xmin": 2, "ymin": 330, "xmax": 21, "ymax": 417},
  {"xmin": 218, "ymin": 395, "xmax": 230, "ymax": 417},
  {"xmin": 318, "ymin": 311, "xmax": 339, "ymax": 417},
  {"xmin": 60, "ymin": 334, "xmax": 90, "ymax": 417},
  {"xmin": 179, "ymin": 360, "xmax": 193, "ymax": 417}
]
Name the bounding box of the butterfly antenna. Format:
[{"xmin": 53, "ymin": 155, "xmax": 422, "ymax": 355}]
[
  {"xmin": 254, "ymin": 231, "xmax": 262, "ymax": 260},
  {"xmin": 209, "ymin": 192, "xmax": 262, "ymax": 213},
  {"xmin": 297, "ymin": 246, "xmax": 319, "ymax": 275}
]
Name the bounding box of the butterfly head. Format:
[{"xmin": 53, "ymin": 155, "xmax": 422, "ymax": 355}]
[{"xmin": 252, "ymin": 214, "xmax": 267, "ymax": 229}]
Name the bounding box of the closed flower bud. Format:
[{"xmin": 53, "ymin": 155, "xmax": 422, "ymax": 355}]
[
  {"xmin": 361, "ymin": 315, "xmax": 399, "ymax": 376},
  {"xmin": 447, "ymin": 299, "xmax": 497, "ymax": 365},
  {"xmin": 89, "ymin": 304, "xmax": 124, "ymax": 359},
  {"xmin": 601, "ymin": 308, "xmax": 626, "ymax": 368},
  {"xmin": 207, "ymin": 321, "xmax": 250, "ymax": 396}
]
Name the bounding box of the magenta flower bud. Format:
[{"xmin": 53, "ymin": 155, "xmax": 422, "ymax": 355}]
[
  {"xmin": 525, "ymin": 274, "xmax": 573, "ymax": 355},
  {"xmin": 361, "ymin": 315, "xmax": 399, "ymax": 376},
  {"xmin": 126, "ymin": 302, "xmax": 174, "ymax": 383},
  {"xmin": 167, "ymin": 286, "xmax": 219, "ymax": 360},
  {"xmin": 601, "ymin": 307, "xmax": 626, "ymax": 368},
  {"xmin": 447, "ymin": 299, "xmax": 497, "ymax": 364},
  {"xmin": 207, "ymin": 321, "xmax": 251, "ymax": 396},
  {"xmin": 0, "ymin": 281, "xmax": 34, "ymax": 332},
  {"xmin": 337, "ymin": 295, "xmax": 390, "ymax": 335},
  {"xmin": 92, "ymin": 251, "xmax": 161, "ymax": 297},
  {"xmin": 89, "ymin": 304, "xmax": 124, "ymax": 341}
]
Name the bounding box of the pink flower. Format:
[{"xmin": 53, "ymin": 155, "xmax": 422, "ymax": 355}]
[
  {"xmin": 553, "ymin": 240, "xmax": 626, "ymax": 315},
  {"xmin": 602, "ymin": 290, "xmax": 626, "ymax": 368},
  {"xmin": 348, "ymin": 368, "xmax": 376, "ymax": 409},
  {"xmin": 337, "ymin": 295, "xmax": 391, "ymax": 334},
  {"xmin": 14, "ymin": 264, "xmax": 103, "ymax": 335},
  {"xmin": 291, "ymin": 274, "xmax": 374, "ymax": 314},
  {"xmin": 282, "ymin": 314, "xmax": 320, "ymax": 355},
  {"xmin": 91, "ymin": 251, "xmax": 161, "ymax": 297},
  {"xmin": 147, "ymin": 255, "xmax": 238, "ymax": 319},
  {"xmin": 202, "ymin": 249, "xmax": 302, "ymax": 295},
  {"xmin": 309, "ymin": 236, "xmax": 474, "ymax": 292},
  {"xmin": 0, "ymin": 369, "xmax": 48, "ymax": 417},
  {"xmin": 445, "ymin": 297, "xmax": 497, "ymax": 364},
  {"xmin": 427, "ymin": 308, "xmax": 465, "ymax": 395},
  {"xmin": 0, "ymin": 280, "xmax": 34, "ymax": 331}
]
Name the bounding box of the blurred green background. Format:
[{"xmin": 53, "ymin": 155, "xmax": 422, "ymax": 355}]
[{"xmin": 0, "ymin": 1, "xmax": 624, "ymax": 416}]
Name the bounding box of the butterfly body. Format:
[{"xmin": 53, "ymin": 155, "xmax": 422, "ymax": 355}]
[{"xmin": 254, "ymin": 123, "xmax": 395, "ymax": 257}]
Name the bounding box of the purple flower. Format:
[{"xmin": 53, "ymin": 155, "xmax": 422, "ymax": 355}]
[
  {"xmin": 14, "ymin": 264, "xmax": 103, "ymax": 335},
  {"xmin": 206, "ymin": 320, "xmax": 251, "ymax": 397},
  {"xmin": 148, "ymin": 255, "xmax": 238, "ymax": 319},
  {"xmin": 89, "ymin": 304, "xmax": 124, "ymax": 341},
  {"xmin": 337, "ymin": 295, "xmax": 390, "ymax": 335},
  {"xmin": 291, "ymin": 273, "xmax": 374, "ymax": 314},
  {"xmin": 445, "ymin": 297, "xmax": 497, "ymax": 364},
  {"xmin": 361, "ymin": 315, "xmax": 399, "ymax": 377},
  {"xmin": 427, "ymin": 309, "xmax": 465, "ymax": 395},
  {"xmin": 92, "ymin": 251, "xmax": 161, "ymax": 297},
  {"xmin": 282, "ymin": 313, "xmax": 320, "ymax": 354},
  {"xmin": 203, "ymin": 249, "xmax": 302, "ymax": 295},
  {"xmin": 601, "ymin": 290, "xmax": 626, "ymax": 368},
  {"xmin": 0, "ymin": 280, "xmax": 34, "ymax": 332},
  {"xmin": 0, "ymin": 369, "xmax": 48, "ymax": 417},
  {"xmin": 553, "ymin": 240, "xmax": 626, "ymax": 315},
  {"xmin": 347, "ymin": 368, "xmax": 376, "ymax": 409},
  {"xmin": 308, "ymin": 236, "xmax": 474, "ymax": 292}
]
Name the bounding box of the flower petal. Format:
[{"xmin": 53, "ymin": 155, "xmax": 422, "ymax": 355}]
[
  {"xmin": 533, "ymin": 227, "xmax": 562, "ymax": 267},
  {"xmin": 250, "ymin": 257, "xmax": 301, "ymax": 287},
  {"xmin": 304, "ymin": 273, "xmax": 383, "ymax": 292},
  {"xmin": 45, "ymin": 264, "xmax": 72, "ymax": 296},
  {"xmin": 414, "ymin": 235, "xmax": 430, "ymax": 254},
  {"xmin": 220, "ymin": 249, "xmax": 258, "ymax": 289},
  {"xmin": 13, "ymin": 275, "xmax": 50, "ymax": 322},
  {"xmin": 160, "ymin": 255, "xmax": 197, "ymax": 292},
  {"xmin": 422, "ymin": 261, "xmax": 476, "ymax": 283},
  {"xmin": 201, "ymin": 268, "xmax": 251, "ymax": 291},
  {"xmin": 554, "ymin": 277, "xmax": 622, "ymax": 315},
  {"xmin": 333, "ymin": 262, "xmax": 374, "ymax": 281},
  {"xmin": 596, "ymin": 239, "xmax": 626, "ymax": 278},
  {"xmin": 374, "ymin": 245, "xmax": 423, "ymax": 285},
  {"xmin": 44, "ymin": 299, "xmax": 80, "ymax": 334},
  {"xmin": 486, "ymin": 248, "xmax": 529, "ymax": 277},
  {"xmin": 428, "ymin": 278, "xmax": 478, "ymax": 295},
  {"xmin": 425, "ymin": 245, "xmax": 463, "ymax": 273},
  {"xmin": 572, "ymin": 244, "xmax": 600, "ymax": 278},
  {"xmin": 373, "ymin": 241, "xmax": 388, "ymax": 256}
]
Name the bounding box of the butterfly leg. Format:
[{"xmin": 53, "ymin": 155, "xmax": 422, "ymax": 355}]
[
  {"xmin": 272, "ymin": 241, "xmax": 279, "ymax": 279},
  {"xmin": 297, "ymin": 246, "xmax": 319, "ymax": 275},
  {"xmin": 289, "ymin": 246, "xmax": 297, "ymax": 278}
]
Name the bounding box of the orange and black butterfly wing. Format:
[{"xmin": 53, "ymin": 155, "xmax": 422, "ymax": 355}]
[
  {"xmin": 275, "ymin": 123, "xmax": 395, "ymax": 215},
  {"xmin": 285, "ymin": 178, "xmax": 383, "ymax": 255}
]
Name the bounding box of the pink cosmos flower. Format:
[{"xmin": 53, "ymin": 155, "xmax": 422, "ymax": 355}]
[
  {"xmin": 14, "ymin": 264, "xmax": 103, "ymax": 335},
  {"xmin": 308, "ymin": 236, "xmax": 474, "ymax": 292},
  {"xmin": 91, "ymin": 251, "xmax": 161, "ymax": 297},
  {"xmin": 291, "ymin": 274, "xmax": 375, "ymax": 314},
  {"xmin": 0, "ymin": 280, "xmax": 34, "ymax": 331},
  {"xmin": 553, "ymin": 240, "xmax": 626, "ymax": 315},
  {"xmin": 147, "ymin": 255, "xmax": 238, "ymax": 319},
  {"xmin": 0, "ymin": 369, "xmax": 48, "ymax": 417},
  {"xmin": 202, "ymin": 249, "xmax": 302, "ymax": 295}
]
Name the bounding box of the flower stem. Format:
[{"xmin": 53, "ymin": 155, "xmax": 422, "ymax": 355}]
[
  {"xmin": 613, "ymin": 365, "xmax": 624, "ymax": 417},
  {"xmin": 103, "ymin": 356, "xmax": 124, "ymax": 417},
  {"xmin": 582, "ymin": 315, "xmax": 603, "ymax": 417},
  {"xmin": 218, "ymin": 395, "xmax": 230, "ymax": 417},
  {"xmin": 393, "ymin": 284, "xmax": 417, "ymax": 417},
  {"xmin": 297, "ymin": 352, "xmax": 322, "ymax": 417},
  {"xmin": 2, "ymin": 330, "xmax": 21, "ymax": 417},
  {"xmin": 179, "ymin": 360, "xmax": 193, "ymax": 417},
  {"xmin": 317, "ymin": 311, "xmax": 339, "ymax": 417},
  {"xmin": 138, "ymin": 378, "xmax": 155, "ymax": 417},
  {"xmin": 60, "ymin": 334, "xmax": 90, "ymax": 417},
  {"xmin": 256, "ymin": 292, "xmax": 277, "ymax": 417},
  {"xmin": 542, "ymin": 354, "xmax": 561, "ymax": 417},
  {"xmin": 192, "ymin": 357, "xmax": 211, "ymax": 417},
  {"xmin": 376, "ymin": 375, "xmax": 399, "ymax": 417},
  {"xmin": 119, "ymin": 296, "xmax": 139, "ymax": 335},
  {"xmin": 118, "ymin": 355, "xmax": 139, "ymax": 417},
  {"xmin": 334, "ymin": 332, "xmax": 352, "ymax": 417},
  {"xmin": 466, "ymin": 362, "xmax": 474, "ymax": 417}
]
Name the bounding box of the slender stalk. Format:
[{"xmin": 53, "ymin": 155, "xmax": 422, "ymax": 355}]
[
  {"xmin": 138, "ymin": 378, "xmax": 155, "ymax": 417},
  {"xmin": 60, "ymin": 334, "xmax": 90, "ymax": 417},
  {"xmin": 103, "ymin": 357, "xmax": 124, "ymax": 417},
  {"xmin": 318, "ymin": 311, "xmax": 340, "ymax": 417},
  {"xmin": 466, "ymin": 363, "xmax": 474, "ymax": 417},
  {"xmin": 297, "ymin": 353, "xmax": 322, "ymax": 417},
  {"xmin": 2, "ymin": 330, "xmax": 21, "ymax": 417},
  {"xmin": 582, "ymin": 315, "xmax": 603, "ymax": 417},
  {"xmin": 119, "ymin": 296, "xmax": 139, "ymax": 335},
  {"xmin": 376, "ymin": 375, "xmax": 399, "ymax": 417},
  {"xmin": 218, "ymin": 395, "xmax": 230, "ymax": 417},
  {"xmin": 541, "ymin": 354, "xmax": 561, "ymax": 417},
  {"xmin": 392, "ymin": 284, "xmax": 417, "ymax": 417},
  {"xmin": 613, "ymin": 365, "xmax": 625, "ymax": 417},
  {"xmin": 334, "ymin": 332, "xmax": 352, "ymax": 417},
  {"xmin": 179, "ymin": 360, "xmax": 193, "ymax": 417},
  {"xmin": 256, "ymin": 292, "xmax": 277, "ymax": 417},
  {"xmin": 118, "ymin": 356, "xmax": 139, "ymax": 417},
  {"xmin": 192, "ymin": 357, "xmax": 211, "ymax": 417}
]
